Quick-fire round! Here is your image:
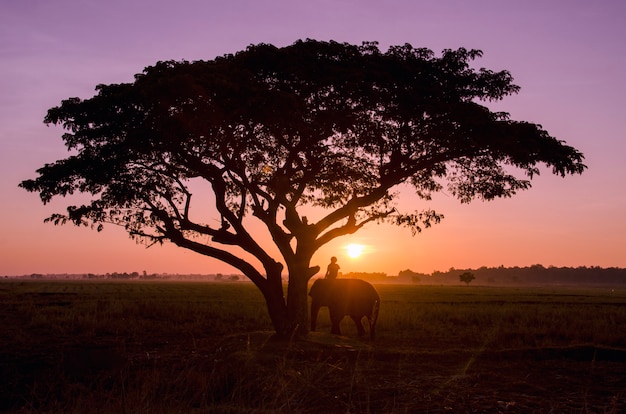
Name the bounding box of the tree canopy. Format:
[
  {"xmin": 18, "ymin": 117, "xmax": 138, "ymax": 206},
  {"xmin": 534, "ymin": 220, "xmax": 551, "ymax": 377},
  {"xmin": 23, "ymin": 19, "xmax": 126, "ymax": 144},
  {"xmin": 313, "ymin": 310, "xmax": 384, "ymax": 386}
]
[
  {"xmin": 20, "ymin": 39, "xmax": 585, "ymax": 336},
  {"xmin": 459, "ymin": 272, "xmax": 476, "ymax": 286}
]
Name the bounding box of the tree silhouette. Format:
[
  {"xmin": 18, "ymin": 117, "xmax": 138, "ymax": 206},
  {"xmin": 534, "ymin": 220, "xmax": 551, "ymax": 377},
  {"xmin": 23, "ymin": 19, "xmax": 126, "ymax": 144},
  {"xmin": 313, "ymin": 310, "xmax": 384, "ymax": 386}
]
[
  {"xmin": 460, "ymin": 272, "xmax": 476, "ymax": 286},
  {"xmin": 20, "ymin": 40, "xmax": 585, "ymax": 337}
]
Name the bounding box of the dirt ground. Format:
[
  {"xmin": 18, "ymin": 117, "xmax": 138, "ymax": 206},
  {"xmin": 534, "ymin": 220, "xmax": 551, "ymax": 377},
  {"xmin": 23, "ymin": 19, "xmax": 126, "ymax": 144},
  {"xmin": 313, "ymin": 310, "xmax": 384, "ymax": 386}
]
[
  {"xmin": 166, "ymin": 331, "xmax": 626, "ymax": 413},
  {"xmin": 2, "ymin": 331, "xmax": 625, "ymax": 413}
]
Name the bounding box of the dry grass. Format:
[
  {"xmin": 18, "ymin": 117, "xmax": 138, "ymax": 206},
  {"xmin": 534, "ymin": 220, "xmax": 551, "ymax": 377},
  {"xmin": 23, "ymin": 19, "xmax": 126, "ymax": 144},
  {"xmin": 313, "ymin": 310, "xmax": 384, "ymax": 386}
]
[{"xmin": 1, "ymin": 281, "xmax": 625, "ymax": 413}]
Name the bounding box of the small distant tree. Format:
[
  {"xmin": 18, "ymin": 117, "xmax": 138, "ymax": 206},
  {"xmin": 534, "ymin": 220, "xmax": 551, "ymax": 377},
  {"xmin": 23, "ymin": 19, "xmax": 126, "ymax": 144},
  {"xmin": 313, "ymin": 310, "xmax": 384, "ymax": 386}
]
[
  {"xmin": 460, "ymin": 272, "xmax": 476, "ymax": 286},
  {"xmin": 20, "ymin": 39, "xmax": 585, "ymax": 338}
]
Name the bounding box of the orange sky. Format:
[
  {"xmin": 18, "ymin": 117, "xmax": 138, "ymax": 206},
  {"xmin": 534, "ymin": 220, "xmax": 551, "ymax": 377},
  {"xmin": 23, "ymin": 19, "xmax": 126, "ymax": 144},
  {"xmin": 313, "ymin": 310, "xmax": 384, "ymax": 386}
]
[{"xmin": 2, "ymin": 1, "xmax": 625, "ymax": 276}]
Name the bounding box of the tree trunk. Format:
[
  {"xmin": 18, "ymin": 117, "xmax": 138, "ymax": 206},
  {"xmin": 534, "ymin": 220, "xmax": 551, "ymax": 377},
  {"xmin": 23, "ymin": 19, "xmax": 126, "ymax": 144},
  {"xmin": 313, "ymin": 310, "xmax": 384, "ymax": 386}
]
[
  {"xmin": 259, "ymin": 276, "xmax": 309, "ymax": 339},
  {"xmin": 285, "ymin": 251, "xmax": 320, "ymax": 338},
  {"xmin": 286, "ymin": 273, "xmax": 310, "ymax": 337},
  {"xmin": 257, "ymin": 252, "xmax": 319, "ymax": 339},
  {"xmin": 258, "ymin": 268, "xmax": 290, "ymax": 338}
]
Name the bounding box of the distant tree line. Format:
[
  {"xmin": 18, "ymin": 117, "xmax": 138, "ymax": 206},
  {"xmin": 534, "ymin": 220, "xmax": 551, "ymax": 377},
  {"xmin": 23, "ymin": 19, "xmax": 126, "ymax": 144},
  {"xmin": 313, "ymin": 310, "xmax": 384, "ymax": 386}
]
[
  {"xmin": 342, "ymin": 272, "xmax": 389, "ymax": 283},
  {"xmin": 7, "ymin": 265, "xmax": 626, "ymax": 286},
  {"xmin": 11, "ymin": 272, "xmax": 243, "ymax": 281},
  {"xmin": 414, "ymin": 265, "xmax": 626, "ymax": 286},
  {"xmin": 337, "ymin": 265, "xmax": 626, "ymax": 286}
]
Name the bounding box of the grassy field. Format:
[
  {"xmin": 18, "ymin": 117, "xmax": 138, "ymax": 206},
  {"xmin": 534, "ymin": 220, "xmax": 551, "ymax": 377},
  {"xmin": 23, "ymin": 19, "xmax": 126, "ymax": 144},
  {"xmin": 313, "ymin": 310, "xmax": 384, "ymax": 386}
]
[{"xmin": 1, "ymin": 280, "xmax": 625, "ymax": 413}]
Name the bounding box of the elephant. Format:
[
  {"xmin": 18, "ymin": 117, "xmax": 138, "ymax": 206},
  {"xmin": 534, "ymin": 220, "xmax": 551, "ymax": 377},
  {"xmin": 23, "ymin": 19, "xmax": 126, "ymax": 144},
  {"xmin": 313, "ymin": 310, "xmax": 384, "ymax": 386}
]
[{"xmin": 309, "ymin": 278, "xmax": 380, "ymax": 340}]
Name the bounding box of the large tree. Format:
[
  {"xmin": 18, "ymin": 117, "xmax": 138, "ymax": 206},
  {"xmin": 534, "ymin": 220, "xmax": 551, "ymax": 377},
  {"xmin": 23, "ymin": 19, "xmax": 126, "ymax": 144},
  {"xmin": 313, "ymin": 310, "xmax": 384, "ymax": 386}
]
[{"xmin": 21, "ymin": 40, "xmax": 585, "ymax": 337}]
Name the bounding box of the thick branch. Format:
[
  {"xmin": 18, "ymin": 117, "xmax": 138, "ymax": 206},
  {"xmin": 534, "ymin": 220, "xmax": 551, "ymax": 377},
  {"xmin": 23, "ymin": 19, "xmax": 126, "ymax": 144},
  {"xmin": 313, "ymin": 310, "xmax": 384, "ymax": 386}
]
[
  {"xmin": 314, "ymin": 185, "xmax": 390, "ymax": 236},
  {"xmin": 154, "ymin": 208, "xmax": 278, "ymax": 290},
  {"xmin": 315, "ymin": 208, "xmax": 395, "ymax": 249}
]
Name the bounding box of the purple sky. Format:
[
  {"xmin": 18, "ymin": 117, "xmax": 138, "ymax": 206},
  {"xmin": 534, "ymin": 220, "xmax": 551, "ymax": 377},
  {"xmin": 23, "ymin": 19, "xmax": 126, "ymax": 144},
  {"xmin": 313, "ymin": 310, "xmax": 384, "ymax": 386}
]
[{"xmin": 1, "ymin": 0, "xmax": 625, "ymax": 276}]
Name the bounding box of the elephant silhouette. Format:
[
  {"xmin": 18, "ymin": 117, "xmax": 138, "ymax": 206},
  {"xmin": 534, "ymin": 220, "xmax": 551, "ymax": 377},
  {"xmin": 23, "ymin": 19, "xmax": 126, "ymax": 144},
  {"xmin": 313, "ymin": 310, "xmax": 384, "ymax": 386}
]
[{"xmin": 309, "ymin": 278, "xmax": 380, "ymax": 340}]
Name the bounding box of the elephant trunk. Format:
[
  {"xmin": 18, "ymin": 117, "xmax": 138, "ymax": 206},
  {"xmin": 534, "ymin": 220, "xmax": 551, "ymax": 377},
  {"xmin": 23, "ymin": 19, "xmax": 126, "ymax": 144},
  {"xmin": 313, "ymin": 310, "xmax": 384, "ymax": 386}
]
[{"xmin": 310, "ymin": 301, "xmax": 320, "ymax": 332}]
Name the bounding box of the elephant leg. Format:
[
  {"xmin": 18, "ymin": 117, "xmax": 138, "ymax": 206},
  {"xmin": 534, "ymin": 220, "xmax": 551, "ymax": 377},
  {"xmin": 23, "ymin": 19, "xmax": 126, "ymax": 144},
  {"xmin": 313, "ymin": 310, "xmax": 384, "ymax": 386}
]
[
  {"xmin": 329, "ymin": 309, "xmax": 343, "ymax": 335},
  {"xmin": 311, "ymin": 302, "xmax": 320, "ymax": 332},
  {"xmin": 367, "ymin": 316, "xmax": 376, "ymax": 340},
  {"xmin": 351, "ymin": 315, "xmax": 366, "ymax": 337},
  {"xmin": 368, "ymin": 299, "xmax": 380, "ymax": 340}
]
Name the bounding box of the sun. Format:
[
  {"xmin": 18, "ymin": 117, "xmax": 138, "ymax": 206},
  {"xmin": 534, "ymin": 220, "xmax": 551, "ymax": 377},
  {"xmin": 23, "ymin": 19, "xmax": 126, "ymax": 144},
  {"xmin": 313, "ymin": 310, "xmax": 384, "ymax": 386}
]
[{"xmin": 345, "ymin": 243, "xmax": 365, "ymax": 259}]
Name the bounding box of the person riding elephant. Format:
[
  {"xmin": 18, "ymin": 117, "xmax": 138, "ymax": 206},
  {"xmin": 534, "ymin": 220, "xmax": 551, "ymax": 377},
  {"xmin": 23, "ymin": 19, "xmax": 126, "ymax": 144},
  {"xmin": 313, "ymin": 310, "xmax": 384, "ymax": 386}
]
[
  {"xmin": 324, "ymin": 256, "xmax": 340, "ymax": 279},
  {"xmin": 309, "ymin": 278, "xmax": 380, "ymax": 340}
]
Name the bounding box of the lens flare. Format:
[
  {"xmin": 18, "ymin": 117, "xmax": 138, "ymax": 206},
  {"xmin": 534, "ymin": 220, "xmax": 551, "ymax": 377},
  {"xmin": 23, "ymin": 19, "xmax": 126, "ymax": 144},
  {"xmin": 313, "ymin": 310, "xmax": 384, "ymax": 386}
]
[{"xmin": 346, "ymin": 243, "xmax": 365, "ymax": 258}]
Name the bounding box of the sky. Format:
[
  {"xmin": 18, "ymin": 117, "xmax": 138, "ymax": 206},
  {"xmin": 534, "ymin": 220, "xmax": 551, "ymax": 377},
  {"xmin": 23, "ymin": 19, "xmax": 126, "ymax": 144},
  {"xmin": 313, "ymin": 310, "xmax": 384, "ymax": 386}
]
[{"xmin": 1, "ymin": 0, "xmax": 625, "ymax": 277}]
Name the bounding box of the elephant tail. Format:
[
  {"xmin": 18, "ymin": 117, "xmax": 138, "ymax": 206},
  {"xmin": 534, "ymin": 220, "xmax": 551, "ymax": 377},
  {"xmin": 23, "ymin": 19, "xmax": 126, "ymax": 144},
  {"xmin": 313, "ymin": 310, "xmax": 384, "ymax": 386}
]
[{"xmin": 369, "ymin": 298, "xmax": 380, "ymax": 340}]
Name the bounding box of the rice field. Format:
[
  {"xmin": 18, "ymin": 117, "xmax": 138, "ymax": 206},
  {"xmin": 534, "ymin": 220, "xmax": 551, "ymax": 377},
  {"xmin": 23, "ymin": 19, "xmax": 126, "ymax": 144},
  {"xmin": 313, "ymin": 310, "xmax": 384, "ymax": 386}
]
[{"xmin": 1, "ymin": 280, "xmax": 625, "ymax": 413}]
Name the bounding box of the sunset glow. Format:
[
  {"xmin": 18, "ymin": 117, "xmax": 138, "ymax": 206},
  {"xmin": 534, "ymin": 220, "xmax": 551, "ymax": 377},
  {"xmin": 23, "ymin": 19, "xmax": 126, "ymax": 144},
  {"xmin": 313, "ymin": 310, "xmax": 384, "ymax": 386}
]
[
  {"xmin": 346, "ymin": 244, "xmax": 365, "ymax": 259},
  {"xmin": 1, "ymin": 1, "xmax": 625, "ymax": 277}
]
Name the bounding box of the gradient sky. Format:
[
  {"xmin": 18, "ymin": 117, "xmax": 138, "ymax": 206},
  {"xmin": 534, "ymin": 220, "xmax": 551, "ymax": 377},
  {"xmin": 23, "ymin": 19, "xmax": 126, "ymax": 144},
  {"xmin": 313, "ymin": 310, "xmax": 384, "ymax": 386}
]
[{"xmin": 1, "ymin": 0, "xmax": 625, "ymax": 276}]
